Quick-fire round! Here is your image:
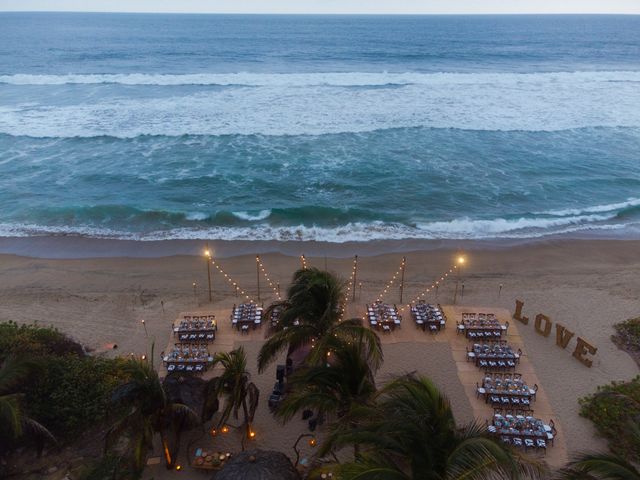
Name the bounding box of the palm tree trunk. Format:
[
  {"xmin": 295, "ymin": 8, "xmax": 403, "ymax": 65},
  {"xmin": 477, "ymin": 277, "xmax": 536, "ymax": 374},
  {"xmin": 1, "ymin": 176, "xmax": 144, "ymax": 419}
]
[
  {"xmin": 242, "ymin": 397, "xmax": 251, "ymax": 451},
  {"xmin": 160, "ymin": 429, "xmax": 173, "ymax": 469}
]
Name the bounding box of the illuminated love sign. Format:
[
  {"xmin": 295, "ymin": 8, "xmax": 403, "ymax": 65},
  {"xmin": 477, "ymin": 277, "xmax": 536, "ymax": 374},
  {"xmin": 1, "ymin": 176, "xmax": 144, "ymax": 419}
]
[{"xmin": 513, "ymin": 300, "xmax": 597, "ymax": 367}]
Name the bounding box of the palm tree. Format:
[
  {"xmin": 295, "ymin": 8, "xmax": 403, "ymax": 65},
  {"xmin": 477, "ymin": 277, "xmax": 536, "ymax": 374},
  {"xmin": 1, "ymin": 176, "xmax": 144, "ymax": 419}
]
[
  {"xmin": 558, "ymin": 453, "xmax": 640, "ymax": 480},
  {"xmin": 106, "ymin": 356, "xmax": 199, "ymax": 472},
  {"xmin": 258, "ymin": 267, "xmax": 382, "ymax": 373},
  {"xmin": 319, "ymin": 375, "xmax": 546, "ymax": 480},
  {"xmin": 276, "ymin": 333, "xmax": 379, "ymax": 458},
  {"xmin": 0, "ymin": 357, "xmax": 55, "ymax": 458},
  {"xmin": 203, "ymin": 347, "xmax": 259, "ymax": 447},
  {"xmin": 557, "ymin": 418, "xmax": 640, "ymax": 480}
]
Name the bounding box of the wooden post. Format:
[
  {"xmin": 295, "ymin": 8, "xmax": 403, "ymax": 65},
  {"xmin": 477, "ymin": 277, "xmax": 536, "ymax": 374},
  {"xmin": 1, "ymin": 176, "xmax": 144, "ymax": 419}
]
[
  {"xmin": 399, "ymin": 256, "xmax": 406, "ymax": 303},
  {"xmin": 453, "ymin": 267, "xmax": 460, "ymax": 304},
  {"xmin": 352, "ymin": 255, "xmax": 358, "ymax": 302},
  {"xmin": 256, "ymin": 255, "xmax": 261, "ymax": 302},
  {"xmin": 206, "ymin": 258, "xmax": 212, "ymax": 303}
]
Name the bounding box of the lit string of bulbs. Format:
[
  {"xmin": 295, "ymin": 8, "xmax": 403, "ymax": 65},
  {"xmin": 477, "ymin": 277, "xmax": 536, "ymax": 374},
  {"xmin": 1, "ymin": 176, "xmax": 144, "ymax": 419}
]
[
  {"xmin": 398, "ymin": 264, "xmax": 458, "ymax": 313},
  {"xmin": 211, "ymin": 258, "xmax": 255, "ymax": 303},
  {"xmin": 256, "ymin": 256, "xmax": 282, "ymax": 300},
  {"xmin": 375, "ymin": 257, "xmax": 406, "ymax": 303},
  {"xmin": 339, "ymin": 256, "xmax": 358, "ymax": 321},
  {"xmin": 300, "ymin": 254, "xmax": 308, "ymax": 270}
]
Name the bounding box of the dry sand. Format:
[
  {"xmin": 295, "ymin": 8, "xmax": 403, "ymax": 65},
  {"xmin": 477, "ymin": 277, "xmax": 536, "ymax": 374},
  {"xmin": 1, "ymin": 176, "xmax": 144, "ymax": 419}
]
[{"xmin": 0, "ymin": 238, "xmax": 638, "ymax": 475}]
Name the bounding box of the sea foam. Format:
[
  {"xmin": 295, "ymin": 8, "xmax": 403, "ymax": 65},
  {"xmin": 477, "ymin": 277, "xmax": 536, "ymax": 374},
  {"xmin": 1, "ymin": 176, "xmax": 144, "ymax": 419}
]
[{"xmin": 1, "ymin": 70, "xmax": 640, "ymax": 137}]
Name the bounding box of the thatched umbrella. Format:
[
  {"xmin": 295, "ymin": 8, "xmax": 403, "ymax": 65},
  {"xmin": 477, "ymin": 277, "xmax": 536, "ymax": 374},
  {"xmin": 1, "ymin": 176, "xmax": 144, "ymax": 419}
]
[{"xmin": 213, "ymin": 449, "xmax": 300, "ymax": 480}]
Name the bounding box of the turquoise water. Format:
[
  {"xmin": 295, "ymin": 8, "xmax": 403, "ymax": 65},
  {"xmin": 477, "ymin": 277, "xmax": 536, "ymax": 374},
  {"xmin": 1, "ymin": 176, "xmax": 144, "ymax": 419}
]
[{"xmin": 1, "ymin": 14, "xmax": 639, "ymax": 241}]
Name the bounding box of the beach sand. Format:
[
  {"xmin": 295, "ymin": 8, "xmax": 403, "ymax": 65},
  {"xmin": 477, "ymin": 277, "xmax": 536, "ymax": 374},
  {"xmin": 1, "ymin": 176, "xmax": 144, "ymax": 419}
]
[{"xmin": 0, "ymin": 238, "xmax": 638, "ymax": 475}]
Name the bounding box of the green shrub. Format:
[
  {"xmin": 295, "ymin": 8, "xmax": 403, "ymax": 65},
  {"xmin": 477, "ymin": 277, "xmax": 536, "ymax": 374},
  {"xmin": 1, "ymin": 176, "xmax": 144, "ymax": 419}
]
[
  {"xmin": 23, "ymin": 354, "xmax": 130, "ymax": 438},
  {"xmin": 0, "ymin": 321, "xmax": 83, "ymax": 361},
  {"xmin": 579, "ymin": 376, "xmax": 640, "ymax": 461},
  {"xmin": 614, "ymin": 317, "xmax": 640, "ymax": 350},
  {"xmin": 0, "ymin": 321, "xmax": 130, "ymax": 441}
]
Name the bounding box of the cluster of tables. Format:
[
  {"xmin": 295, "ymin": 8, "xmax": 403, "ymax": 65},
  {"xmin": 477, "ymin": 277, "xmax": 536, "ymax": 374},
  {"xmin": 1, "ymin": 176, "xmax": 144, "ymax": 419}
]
[
  {"xmin": 457, "ymin": 312, "xmax": 507, "ymax": 339},
  {"xmin": 231, "ymin": 303, "xmax": 263, "ymax": 333},
  {"xmin": 163, "ymin": 343, "xmax": 213, "ymax": 373},
  {"xmin": 459, "ymin": 312, "xmax": 557, "ymax": 453},
  {"xmin": 478, "ymin": 373, "xmax": 535, "ymax": 409},
  {"xmin": 410, "ymin": 301, "xmax": 446, "ymax": 332},
  {"xmin": 489, "ymin": 413, "xmax": 555, "ymax": 450},
  {"xmin": 366, "ymin": 302, "xmax": 401, "ymax": 332},
  {"xmin": 467, "ymin": 341, "xmax": 520, "ymax": 369},
  {"xmin": 173, "ymin": 315, "xmax": 217, "ymax": 342}
]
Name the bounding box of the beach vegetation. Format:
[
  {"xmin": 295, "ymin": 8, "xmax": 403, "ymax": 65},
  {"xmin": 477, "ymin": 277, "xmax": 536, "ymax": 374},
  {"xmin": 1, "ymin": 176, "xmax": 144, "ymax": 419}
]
[
  {"xmin": 579, "ymin": 377, "xmax": 640, "ymax": 462},
  {"xmin": 0, "ymin": 321, "xmax": 130, "ymax": 440},
  {"xmin": 203, "ymin": 346, "xmax": 260, "ymax": 447},
  {"xmin": 0, "ymin": 320, "xmax": 83, "ymax": 361},
  {"xmin": 558, "ymin": 449, "xmax": 640, "ymax": 479},
  {"xmin": 612, "ymin": 317, "xmax": 640, "ymax": 367},
  {"xmin": 276, "ymin": 332, "xmax": 379, "ymax": 456},
  {"xmin": 319, "ymin": 374, "xmax": 546, "ymax": 479},
  {"xmin": 105, "ymin": 355, "xmax": 200, "ymax": 474},
  {"xmin": 258, "ymin": 267, "xmax": 382, "ymax": 373},
  {"xmin": 0, "ymin": 356, "xmax": 56, "ymax": 472}
]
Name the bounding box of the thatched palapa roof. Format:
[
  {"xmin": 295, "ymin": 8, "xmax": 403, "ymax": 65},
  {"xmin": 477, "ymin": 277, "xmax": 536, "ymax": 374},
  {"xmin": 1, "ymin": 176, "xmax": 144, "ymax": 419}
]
[{"xmin": 213, "ymin": 449, "xmax": 300, "ymax": 480}]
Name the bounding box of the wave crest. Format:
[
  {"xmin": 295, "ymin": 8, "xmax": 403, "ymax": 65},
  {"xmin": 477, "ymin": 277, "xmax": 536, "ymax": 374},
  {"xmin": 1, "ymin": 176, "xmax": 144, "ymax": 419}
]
[
  {"xmin": 231, "ymin": 210, "xmax": 272, "ymax": 221},
  {"xmin": 2, "ymin": 70, "xmax": 640, "ymax": 137},
  {"xmin": 3, "ymin": 71, "xmax": 640, "ymax": 87},
  {"xmin": 0, "ymin": 210, "xmax": 634, "ymax": 242}
]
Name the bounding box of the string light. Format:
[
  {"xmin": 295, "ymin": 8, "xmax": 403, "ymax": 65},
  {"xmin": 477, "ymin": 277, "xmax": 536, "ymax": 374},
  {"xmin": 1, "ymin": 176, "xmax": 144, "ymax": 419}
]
[
  {"xmin": 339, "ymin": 255, "xmax": 358, "ymax": 321},
  {"xmin": 257, "ymin": 256, "xmax": 282, "ymax": 300},
  {"xmin": 399, "ymin": 264, "xmax": 459, "ymax": 313},
  {"xmin": 300, "ymin": 254, "xmax": 308, "ymax": 270},
  {"xmin": 210, "ymin": 258, "xmax": 255, "ymax": 303},
  {"xmin": 374, "ymin": 257, "xmax": 406, "ymax": 303}
]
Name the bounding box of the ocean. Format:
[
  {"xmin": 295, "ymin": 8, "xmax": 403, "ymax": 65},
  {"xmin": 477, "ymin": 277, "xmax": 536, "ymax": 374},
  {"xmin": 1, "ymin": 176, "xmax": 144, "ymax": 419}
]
[{"xmin": 1, "ymin": 13, "xmax": 640, "ymax": 242}]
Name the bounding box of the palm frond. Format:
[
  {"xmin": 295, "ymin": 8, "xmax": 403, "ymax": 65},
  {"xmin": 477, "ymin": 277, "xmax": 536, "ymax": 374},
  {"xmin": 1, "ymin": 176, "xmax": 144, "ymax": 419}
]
[
  {"xmin": 0, "ymin": 357, "xmax": 40, "ymax": 395},
  {"xmin": 558, "ymin": 453, "xmax": 640, "ymax": 480},
  {"xmin": 22, "ymin": 417, "xmax": 57, "ymax": 448},
  {"xmin": 0, "ymin": 394, "xmax": 23, "ymax": 438}
]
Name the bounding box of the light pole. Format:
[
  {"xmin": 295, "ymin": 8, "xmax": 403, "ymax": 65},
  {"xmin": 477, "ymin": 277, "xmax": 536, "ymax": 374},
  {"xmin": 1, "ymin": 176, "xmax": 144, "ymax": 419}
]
[
  {"xmin": 192, "ymin": 282, "xmax": 197, "ymax": 303},
  {"xmin": 352, "ymin": 255, "xmax": 358, "ymax": 302},
  {"xmin": 453, "ymin": 255, "xmax": 466, "ymax": 304},
  {"xmin": 256, "ymin": 255, "xmax": 261, "ymax": 302},
  {"xmin": 399, "ymin": 256, "xmax": 406, "ymax": 303},
  {"xmin": 141, "ymin": 319, "xmax": 148, "ymax": 338},
  {"xmin": 204, "ymin": 248, "xmax": 212, "ymax": 303}
]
